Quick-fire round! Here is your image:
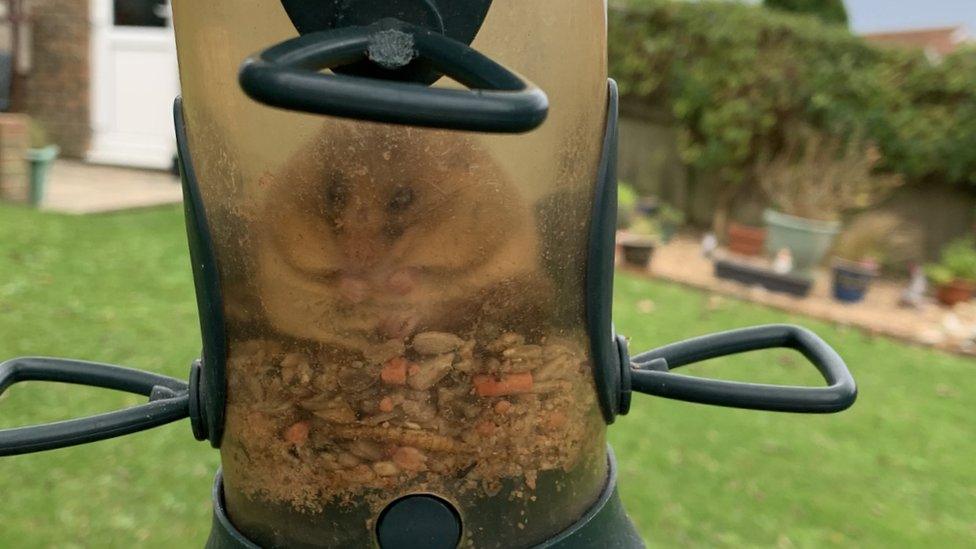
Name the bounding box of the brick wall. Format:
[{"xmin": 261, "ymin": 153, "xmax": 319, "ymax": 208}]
[
  {"xmin": 11, "ymin": 0, "xmax": 91, "ymax": 158},
  {"xmin": 0, "ymin": 113, "xmax": 28, "ymax": 202}
]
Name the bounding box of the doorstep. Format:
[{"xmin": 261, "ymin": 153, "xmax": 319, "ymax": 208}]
[{"xmin": 40, "ymin": 160, "xmax": 182, "ymax": 214}]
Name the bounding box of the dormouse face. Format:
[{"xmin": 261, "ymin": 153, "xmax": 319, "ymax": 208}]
[
  {"xmin": 311, "ymin": 135, "xmax": 475, "ymax": 275},
  {"xmin": 252, "ymin": 122, "xmax": 547, "ymax": 346},
  {"xmin": 321, "ymin": 170, "xmax": 420, "ymax": 272},
  {"xmin": 266, "ymin": 124, "xmax": 526, "ymax": 292}
]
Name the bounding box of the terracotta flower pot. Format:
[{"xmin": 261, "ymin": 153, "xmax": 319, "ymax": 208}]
[
  {"xmin": 727, "ymin": 222, "xmax": 766, "ymax": 256},
  {"xmin": 936, "ymin": 279, "xmax": 976, "ymax": 307}
]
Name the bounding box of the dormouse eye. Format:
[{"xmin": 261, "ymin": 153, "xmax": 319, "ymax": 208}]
[{"xmin": 389, "ymin": 186, "xmax": 414, "ymax": 212}]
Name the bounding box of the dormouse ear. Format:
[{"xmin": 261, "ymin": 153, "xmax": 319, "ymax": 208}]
[
  {"xmin": 278, "ymin": 119, "xmax": 373, "ymax": 173},
  {"xmin": 416, "ymin": 131, "xmax": 504, "ymax": 185}
]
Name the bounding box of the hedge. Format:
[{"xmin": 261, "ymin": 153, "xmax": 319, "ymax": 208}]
[
  {"xmin": 608, "ymin": 0, "xmax": 976, "ymax": 220},
  {"xmin": 764, "ymin": 0, "xmax": 849, "ymax": 26}
]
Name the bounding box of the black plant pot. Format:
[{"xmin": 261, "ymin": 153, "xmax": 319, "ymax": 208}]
[
  {"xmin": 621, "ymin": 239, "xmax": 655, "ymax": 268},
  {"xmin": 714, "ymin": 259, "xmax": 813, "ymax": 297}
]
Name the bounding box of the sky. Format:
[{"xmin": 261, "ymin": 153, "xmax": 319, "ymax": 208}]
[{"xmin": 844, "ymin": 0, "xmax": 976, "ymax": 33}]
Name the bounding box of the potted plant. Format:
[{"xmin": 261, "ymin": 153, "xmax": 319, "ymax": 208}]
[
  {"xmin": 831, "ymin": 257, "xmax": 878, "ymax": 303},
  {"xmin": 830, "ymin": 213, "xmax": 921, "ymax": 303},
  {"xmin": 656, "ymin": 202, "xmax": 685, "ymax": 244},
  {"xmin": 619, "ymin": 215, "xmax": 659, "ymax": 268},
  {"xmin": 758, "ymin": 125, "xmax": 903, "ymax": 274},
  {"xmin": 27, "ymin": 120, "xmax": 59, "ymax": 207},
  {"xmin": 926, "ymin": 238, "xmax": 976, "ymax": 307}
]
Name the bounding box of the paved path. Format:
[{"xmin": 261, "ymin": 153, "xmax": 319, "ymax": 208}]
[
  {"xmin": 40, "ymin": 160, "xmax": 182, "ymax": 215},
  {"xmin": 630, "ymin": 234, "xmax": 976, "ymax": 357}
]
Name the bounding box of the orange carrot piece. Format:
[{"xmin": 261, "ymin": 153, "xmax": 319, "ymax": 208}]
[
  {"xmin": 473, "ymin": 372, "xmax": 533, "ymax": 397},
  {"xmin": 472, "ymin": 375, "xmax": 495, "ymax": 396},
  {"xmin": 283, "ymin": 421, "xmax": 309, "ymax": 445},
  {"xmin": 379, "ymin": 396, "xmax": 395, "ymax": 413},
  {"xmin": 381, "ymin": 357, "xmax": 409, "ymax": 385}
]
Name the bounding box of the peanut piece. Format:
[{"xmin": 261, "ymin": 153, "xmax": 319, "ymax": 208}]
[
  {"xmin": 372, "ymin": 461, "xmax": 400, "ymax": 477},
  {"xmin": 363, "ymin": 339, "xmax": 406, "ymax": 364},
  {"xmin": 407, "ymin": 354, "xmax": 455, "ymax": 390},
  {"xmin": 412, "ymin": 332, "xmax": 465, "ymax": 355},
  {"xmin": 392, "ymin": 446, "xmax": 428, "ymax": 472}
]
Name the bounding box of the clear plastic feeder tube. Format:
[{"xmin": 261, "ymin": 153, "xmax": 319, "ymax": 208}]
[{"xmin": 172, "ymin": 1, "xmax": 610, "ymax": 546}]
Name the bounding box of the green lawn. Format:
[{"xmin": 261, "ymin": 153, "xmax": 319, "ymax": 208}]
[{"xmin": 0, "ymin": 204, "xmax": 973, "ymax": 548}]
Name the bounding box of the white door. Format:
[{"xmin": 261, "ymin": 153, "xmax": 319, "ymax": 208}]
[{"xmin": 88, "ymin": 0, "xmax": 180, "ymax": 170}]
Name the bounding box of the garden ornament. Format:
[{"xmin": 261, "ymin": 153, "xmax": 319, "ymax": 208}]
[
  {"xmin": 701, "ymin": 232, "xmax": 719, "ymax": 259},
  {"xmin": 900, "ymin": 262, "xmax": 928, "ymax": 309}
]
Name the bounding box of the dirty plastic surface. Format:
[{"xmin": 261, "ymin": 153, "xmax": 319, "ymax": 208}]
[{"xmin": 172, "ymin": 1, "xmax": 609, "ymax": 546}]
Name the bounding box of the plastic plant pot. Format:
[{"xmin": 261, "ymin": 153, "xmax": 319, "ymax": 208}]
[
  {"xmin": 831, "ymin": 258, "xmax": 877, "ymax": 304},
  {"xmin": 764, "ymin": 209, "xmax": 841, "ymax": 274},
  {"xmin": 620, "ymin": 238, "xmax": 655, "ymax": 268},
  {"xmin": 714, "ymin": 259, "xmax": 813, "ymax": 298},
  {"xmin": 727, "ymin": 222, "xmax": 766, "ymax": 257},
  {"xmin": 26, "ymin": 145, "xmax": 59, "ymax": 207}
]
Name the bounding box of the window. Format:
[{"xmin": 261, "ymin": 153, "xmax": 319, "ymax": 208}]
[{"xmin": 113, "ymin": 0, "xmax": 169, "ymax": 28}]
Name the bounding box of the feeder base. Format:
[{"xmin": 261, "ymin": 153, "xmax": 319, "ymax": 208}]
[{"xmin": 205, "ymin": 446, "xmax": 643, "ymax": 548}]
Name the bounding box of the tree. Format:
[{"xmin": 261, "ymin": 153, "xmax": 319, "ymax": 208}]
[{"xmin": 763, "ymin": 0, "xmax": 849, "ymax": 26}]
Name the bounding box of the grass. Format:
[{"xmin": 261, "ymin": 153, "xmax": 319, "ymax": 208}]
[{"xmin": 0, "ymin": 204, "xmax": 974, "ymax": 547}]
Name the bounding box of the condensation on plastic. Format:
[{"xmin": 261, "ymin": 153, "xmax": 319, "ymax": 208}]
[{"xmin": 172, "ymin": 1, "xmax": 609, "ymax": 547}]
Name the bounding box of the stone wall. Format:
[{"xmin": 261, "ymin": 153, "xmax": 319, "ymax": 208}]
[{"xmin": 11, "ymin": 0, "xmax": 91, "ymax": 158}]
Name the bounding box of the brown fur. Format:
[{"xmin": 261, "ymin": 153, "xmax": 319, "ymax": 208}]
[{"xmin": 250, "ymin": 122, "xmax": 550, "ymax": 350}]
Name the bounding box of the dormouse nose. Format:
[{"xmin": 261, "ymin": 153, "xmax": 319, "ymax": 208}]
[
  {"xmin": 339, "ymin": 215, "xmax": 384, "ymax": 269},
  {"xmin": 339, "ymin": 206, "xmax": 384, "ymax": 269},
  {"xmin": 342, "ymin": 231, "xmax": 381, "ymax": 268}
]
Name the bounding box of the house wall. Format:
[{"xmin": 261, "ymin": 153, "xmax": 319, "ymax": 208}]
[{"xmin": 11, "ymin": 0, "xmax": 91, "ymax": 158}]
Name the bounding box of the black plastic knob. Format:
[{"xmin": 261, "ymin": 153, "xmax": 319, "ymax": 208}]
[{"xmin": 376, "ymin": 495, "xmax": 462, "ymax": 549}]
